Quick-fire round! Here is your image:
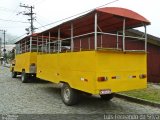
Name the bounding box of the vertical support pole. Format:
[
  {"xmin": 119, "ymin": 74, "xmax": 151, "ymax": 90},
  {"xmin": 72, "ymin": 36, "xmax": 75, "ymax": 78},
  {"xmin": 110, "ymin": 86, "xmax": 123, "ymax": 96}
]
[
  {"xmin": 122, "ymin": 18, "xmax": 126, "ymax": 51},
  {"xmin": 26, "ymin": 41, "xmax": 27, "ymax": 52},
  {"xmin": 71, "ymin": 23, "xmax": 74, "ymax": 52},
  {"xmin": 80, "ymin": 39, "xmax": 81, "ymax": 51},
  {"xmin": 42, "ymin": 34, "xmax": 43, "ymax": 53},
  {"xmin": 46, "ymin": 38, "xmax": 47, "ymax": 53},
  {"xmin": 100, "ymin": 34, "xmax": 103, "ymax": 48},
  {"xmin": 25, "ymin": 39, "xmax": 26, "ymax": 52},
  {"xmin": 88, "ymin": 37, "xmax": 90, "ymax": 50},
  {"xmin": 3, "ymin": 30, "xmax": 6, "ymax": 54},
  {"xmin": 20, "ymin": 41, "xmax": 21, "ymax": 53},
  {"xmin": 0, "ymin": 38, "xmax": 1, "ymax": 55},
  {"xmin": 49, "ymin": 32, "xmax": 51, "ymax": 53},
  {"xmin": 53, "ymin": 42, "xmax": 55, "ymax": 52},
  {"xmin": 19, "ymin": 43, "xmax": 20, "ymax": 54},
  {"xmin": 15, "ymin": 44, "xmax": 17, "ymax": 55},
  {"xmin": 37, "ymin": 36, "xmax": 38, "ymax": 52},
  {"xmin": 117, "ymin": 31, "xmax": 119, "ymax": 49},
  {"xmin": 30, "ymin": 36, "xmax": 32, "ymax": 52},
  {"xmin": 58, "ymin": 28, "xmax": 61, "ymax": 53},
  {"xmin": 21, "ymin": 41, "xmax": 22, "ymax": 53},
  {"xmin": 94, "ymin": 13, "xmax": 97, "ymax": 50},
  {"xmin": 0, "ymin": 38, "xmax": 1, "ymax": 57},
  {"xmin": 144, "ymin": 25, "xmax": 147, "ymax": 52}
]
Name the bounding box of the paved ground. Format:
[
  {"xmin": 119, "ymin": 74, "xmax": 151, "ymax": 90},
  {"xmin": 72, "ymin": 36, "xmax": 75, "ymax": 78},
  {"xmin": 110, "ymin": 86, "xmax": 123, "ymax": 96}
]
[{"xmin": 0, "ymin": 66, "xmax": 160, "ymax": 119}]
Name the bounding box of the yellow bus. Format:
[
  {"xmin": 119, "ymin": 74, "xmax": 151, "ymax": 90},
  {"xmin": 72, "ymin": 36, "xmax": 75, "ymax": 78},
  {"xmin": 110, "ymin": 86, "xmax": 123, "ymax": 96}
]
[{"xmin": 11, "ymin": 7, "xmax": 150, "ymax": 105}]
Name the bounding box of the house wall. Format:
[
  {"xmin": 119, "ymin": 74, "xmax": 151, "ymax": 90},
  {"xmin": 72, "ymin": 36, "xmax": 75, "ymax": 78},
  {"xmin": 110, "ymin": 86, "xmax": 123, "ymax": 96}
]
[{"xmin": 147, "ymin": 43, "xmax": 160, "ymax": 83}]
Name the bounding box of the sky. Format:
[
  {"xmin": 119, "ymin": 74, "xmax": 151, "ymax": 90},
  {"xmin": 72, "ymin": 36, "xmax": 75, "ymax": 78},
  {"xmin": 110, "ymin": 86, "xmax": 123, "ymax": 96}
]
[{"xmin": 0, "ymin": 0, "xmax": 160, "ymax": 42}]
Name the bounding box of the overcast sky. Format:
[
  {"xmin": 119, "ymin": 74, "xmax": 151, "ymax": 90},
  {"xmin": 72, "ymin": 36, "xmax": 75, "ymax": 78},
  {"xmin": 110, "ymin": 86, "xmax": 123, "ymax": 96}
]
[{"xmin": 0, "ymin": 0, "xmax": 159, "ymax": 42}]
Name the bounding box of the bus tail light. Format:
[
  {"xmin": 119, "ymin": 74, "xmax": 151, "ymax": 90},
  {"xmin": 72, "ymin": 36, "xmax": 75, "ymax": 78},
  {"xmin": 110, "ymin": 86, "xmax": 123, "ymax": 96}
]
[
  {"xmin": 128, "ymin": 75, "xmax": 136, "ymax": 78},
  {"xmin": 111, "ymin": 76, "xmax": 116, "ymax": 79},
  {"xmin": 97, "ymin": 77, "xmax": 108, "ymax": 82},
  {"xmin": 139, "ymin": 74, "xmax": 147, "ymax": 79},
  {"xmin": 111, "ymin": 76, "xmax": 120, "ymax": 79},
  {"xmin": 132, "ymin": 75, "xmax": 136, "ymax": 78}
]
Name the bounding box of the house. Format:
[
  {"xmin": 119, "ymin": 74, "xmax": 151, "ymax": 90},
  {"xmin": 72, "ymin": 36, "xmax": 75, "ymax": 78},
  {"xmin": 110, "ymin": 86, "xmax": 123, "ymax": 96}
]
[{"xmin": 126, "ymin": 29, "xmax": 160, "ymax": 83}]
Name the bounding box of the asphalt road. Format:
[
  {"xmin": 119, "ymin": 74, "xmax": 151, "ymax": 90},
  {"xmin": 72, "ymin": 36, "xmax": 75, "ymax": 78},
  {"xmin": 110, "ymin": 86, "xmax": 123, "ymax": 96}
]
[{"xmin": 0, "ymin": 66, "xmax": 160, "ymax": 120}]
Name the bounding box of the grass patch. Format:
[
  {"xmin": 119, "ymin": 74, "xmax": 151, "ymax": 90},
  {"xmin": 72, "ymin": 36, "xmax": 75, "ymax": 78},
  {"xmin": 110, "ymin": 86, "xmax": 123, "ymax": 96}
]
[{"xmin": 120, "ymin": 84, "xmax": 160, "ymax": 103}]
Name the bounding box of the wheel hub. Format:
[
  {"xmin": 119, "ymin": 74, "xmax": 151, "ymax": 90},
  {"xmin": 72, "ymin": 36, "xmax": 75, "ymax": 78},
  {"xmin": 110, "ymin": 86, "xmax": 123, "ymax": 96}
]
[{"xmin": 63, "ymin": 88, "xmax": 70, "ymax": 102}]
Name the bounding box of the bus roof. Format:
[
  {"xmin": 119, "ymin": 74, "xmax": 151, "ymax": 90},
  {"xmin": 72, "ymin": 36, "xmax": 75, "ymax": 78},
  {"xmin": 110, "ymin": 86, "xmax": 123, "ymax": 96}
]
[
  {"xmin": 15, "ymin": 33, "xmax": 38, "ymax": 44},
  {"xmin": 16, "ymin": 7, "xmax": 150, "ymax": 43},
  {"xmin": 39, "ymin": 7, "xmax": 150, "ymax": 37}
]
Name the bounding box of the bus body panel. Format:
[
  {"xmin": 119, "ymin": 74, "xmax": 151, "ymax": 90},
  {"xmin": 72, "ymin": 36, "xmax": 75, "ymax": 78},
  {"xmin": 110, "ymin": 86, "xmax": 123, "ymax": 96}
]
[
  {"xmin": 37, "ymin": 51, "xmax": 97, "ymax": 94},
  {"xmin": 14, "ymin": 52, "xmax": 37, "ymax": 73},
  {"xmin": 95, "ymin": 51, "xmax": 147, "ymax": 94},
  {"xmin": 37, "ymin": 51, "xmax": 147, "ymax": 94}
]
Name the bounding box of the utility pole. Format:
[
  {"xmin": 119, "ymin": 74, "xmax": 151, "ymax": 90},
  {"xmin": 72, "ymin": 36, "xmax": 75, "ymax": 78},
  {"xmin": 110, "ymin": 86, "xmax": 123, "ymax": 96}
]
[
  {"xmin": 0, "ymin": 30, "xmax": 6, "ymax": 55},
  {"xmin": 3, "ymin": 30, "xmax": 6, "ymax": 51},
  {"xmin": 0, "ymin": 37, "xmax": 1, "ymax": 57},
  {"xmin": 19, "ymin": 3, "xmax": 36, "ymax": 35},
  {"xmin": 0, "ymin": 30, "xmax": 6, "ymax": 64}
]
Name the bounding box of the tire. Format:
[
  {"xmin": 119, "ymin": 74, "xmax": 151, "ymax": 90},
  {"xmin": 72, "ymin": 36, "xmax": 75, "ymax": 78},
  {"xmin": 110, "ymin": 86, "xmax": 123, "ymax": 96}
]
[
  {"xmin": 21, "ymin": 70, "xmax": 28, "ymax": 83},
  {"xmin": 11, "ymin": 71, "xmax": 17, "ymax": 78},
  {"xmin": 100, "ymin": 93, "xmax": 114, "ymax": 101},
  {"xmin": 61, "ymin": 83, "xmax": 79, "ymax": 106},
  {"xmin": 31, "ymin": 74, "xmax": 37, "ymax": 81},
  {"xmin": 81, "ymin": 92, "xmax": 92, "ymax": 97}
]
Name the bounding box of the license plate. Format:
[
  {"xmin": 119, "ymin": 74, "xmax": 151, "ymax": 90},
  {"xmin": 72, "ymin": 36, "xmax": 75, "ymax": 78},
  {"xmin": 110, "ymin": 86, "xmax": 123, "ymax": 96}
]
[{"xmin": 100, "ymin": 89, "xmax": 111, "ymax": 95}]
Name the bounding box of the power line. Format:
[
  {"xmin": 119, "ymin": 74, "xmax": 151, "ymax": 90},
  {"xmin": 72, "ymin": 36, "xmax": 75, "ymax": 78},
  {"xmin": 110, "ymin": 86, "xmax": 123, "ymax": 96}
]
[
  {"xmin": 9, "ymin": 33, "xmax": 27, "ymax": 42},
  {"xmin": 33, "ymin": 0, "xmax": 39, "ymax": 4},
  {"xmin": 37, "ymin": 0, "xmax": 119, "ymax": 29},
  {"xmin": 1, "ymin": 26, "xmax": 28, "ymax": 29},
  {"xmin": 35, "ymin": 19, "xmax": 46, "ymax": 29},
  {"xmin": 0, "ymin": 7, "xmax": 18, "ymax": 13},
  {"xmin": 33, "ymin": 0, "xmax": 47, "ymax": 5},
  {"xmin": 0, "ymin": 18, "xmax": 29, "ymax": 23},
  {"xmin": 7, "ymin": 5, "xmax": 20, "ymax": 20}
]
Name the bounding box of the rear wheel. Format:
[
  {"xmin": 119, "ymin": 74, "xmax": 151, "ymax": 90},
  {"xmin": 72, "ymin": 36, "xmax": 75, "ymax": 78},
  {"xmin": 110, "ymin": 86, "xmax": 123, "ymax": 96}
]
[
  {"xmin": 11, "ymin": 71, "xmax": 17, "ymax": 78},
  {"xmin": 100, "ymin": 93, "xmax": 114, "ymax": 101},
  {"xmin": 61, "ymin": 83, "xmax": 79, "ymax": 106},
  {"xmin": 30, "ymin": 74, "xmax": 37, "ymax": 81},
  {"xmin": 21, "ymin": 70, "xmax": 28, "ymax": 83}
]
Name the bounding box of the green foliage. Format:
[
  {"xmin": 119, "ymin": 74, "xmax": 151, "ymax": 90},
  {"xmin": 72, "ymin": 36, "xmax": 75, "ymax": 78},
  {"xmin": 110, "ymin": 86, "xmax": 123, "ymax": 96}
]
[
  {"xmin": 7, "ymin": 49, "xmax": 15, "ymax": 60},
  {"xmin": 120, "ymin": 84, "xmax": 160, "ymax": 103}
]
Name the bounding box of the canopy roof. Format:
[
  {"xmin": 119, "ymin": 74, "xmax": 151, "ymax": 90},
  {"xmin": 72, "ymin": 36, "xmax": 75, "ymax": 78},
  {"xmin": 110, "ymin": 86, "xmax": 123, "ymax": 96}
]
[
  {"xmin": 15, "ymin": 33, "xmax": 38, "ymax": 44},
  {"xmin": 39, "ymin": 7, "xmax": 150, "ymax": 38},
  {"xmin": 16, "ymin": 7, "xmax": 150, "ymax": 43},
  {"xmin": 97, "ymin": 7, "xmax": 150, "ymax": 23}
]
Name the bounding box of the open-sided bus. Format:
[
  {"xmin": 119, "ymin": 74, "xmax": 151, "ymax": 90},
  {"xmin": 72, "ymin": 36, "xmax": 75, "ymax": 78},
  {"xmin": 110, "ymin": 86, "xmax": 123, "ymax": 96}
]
[{"xmin": 11, "ymin": 7, "xmax": 150, "ymax": 105}]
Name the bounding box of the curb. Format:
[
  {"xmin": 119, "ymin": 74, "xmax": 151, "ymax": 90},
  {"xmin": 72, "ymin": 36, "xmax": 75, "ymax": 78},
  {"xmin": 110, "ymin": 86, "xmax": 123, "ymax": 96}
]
[{"xmin": 115, "ymin": 93, "xmax": 160, "ymax": 108}]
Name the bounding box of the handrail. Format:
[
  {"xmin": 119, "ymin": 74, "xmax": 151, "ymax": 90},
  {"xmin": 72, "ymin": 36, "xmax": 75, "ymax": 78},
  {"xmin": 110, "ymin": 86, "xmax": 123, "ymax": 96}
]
[
  {"xmin": 97, "ymin": 32, "xmax": 145, "ymax": 40},
  {"xmin": 16, "ymin": 31, "xmax": 147, "ymax": 54},
  {"xmin": 60, "ymin": 32, "xmax": 94, "ymax": 42}
]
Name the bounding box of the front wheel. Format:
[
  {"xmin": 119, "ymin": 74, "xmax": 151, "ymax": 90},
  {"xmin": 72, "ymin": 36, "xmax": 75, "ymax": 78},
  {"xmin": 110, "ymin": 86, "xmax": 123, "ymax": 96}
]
[
  {"xmin": 100, "ymin": 93, "xmax": 114, "ymax": 101},
  {"xmin": 21, "ymin": 70, "xmax": 28, "ymax": 83},
  {"xmin": 61, "ymin": 83, "xmax": 79, "ymax": 106},
  {"xmin": 11, "ymin": 71, "xmax": 17, "ymax": 78}
]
